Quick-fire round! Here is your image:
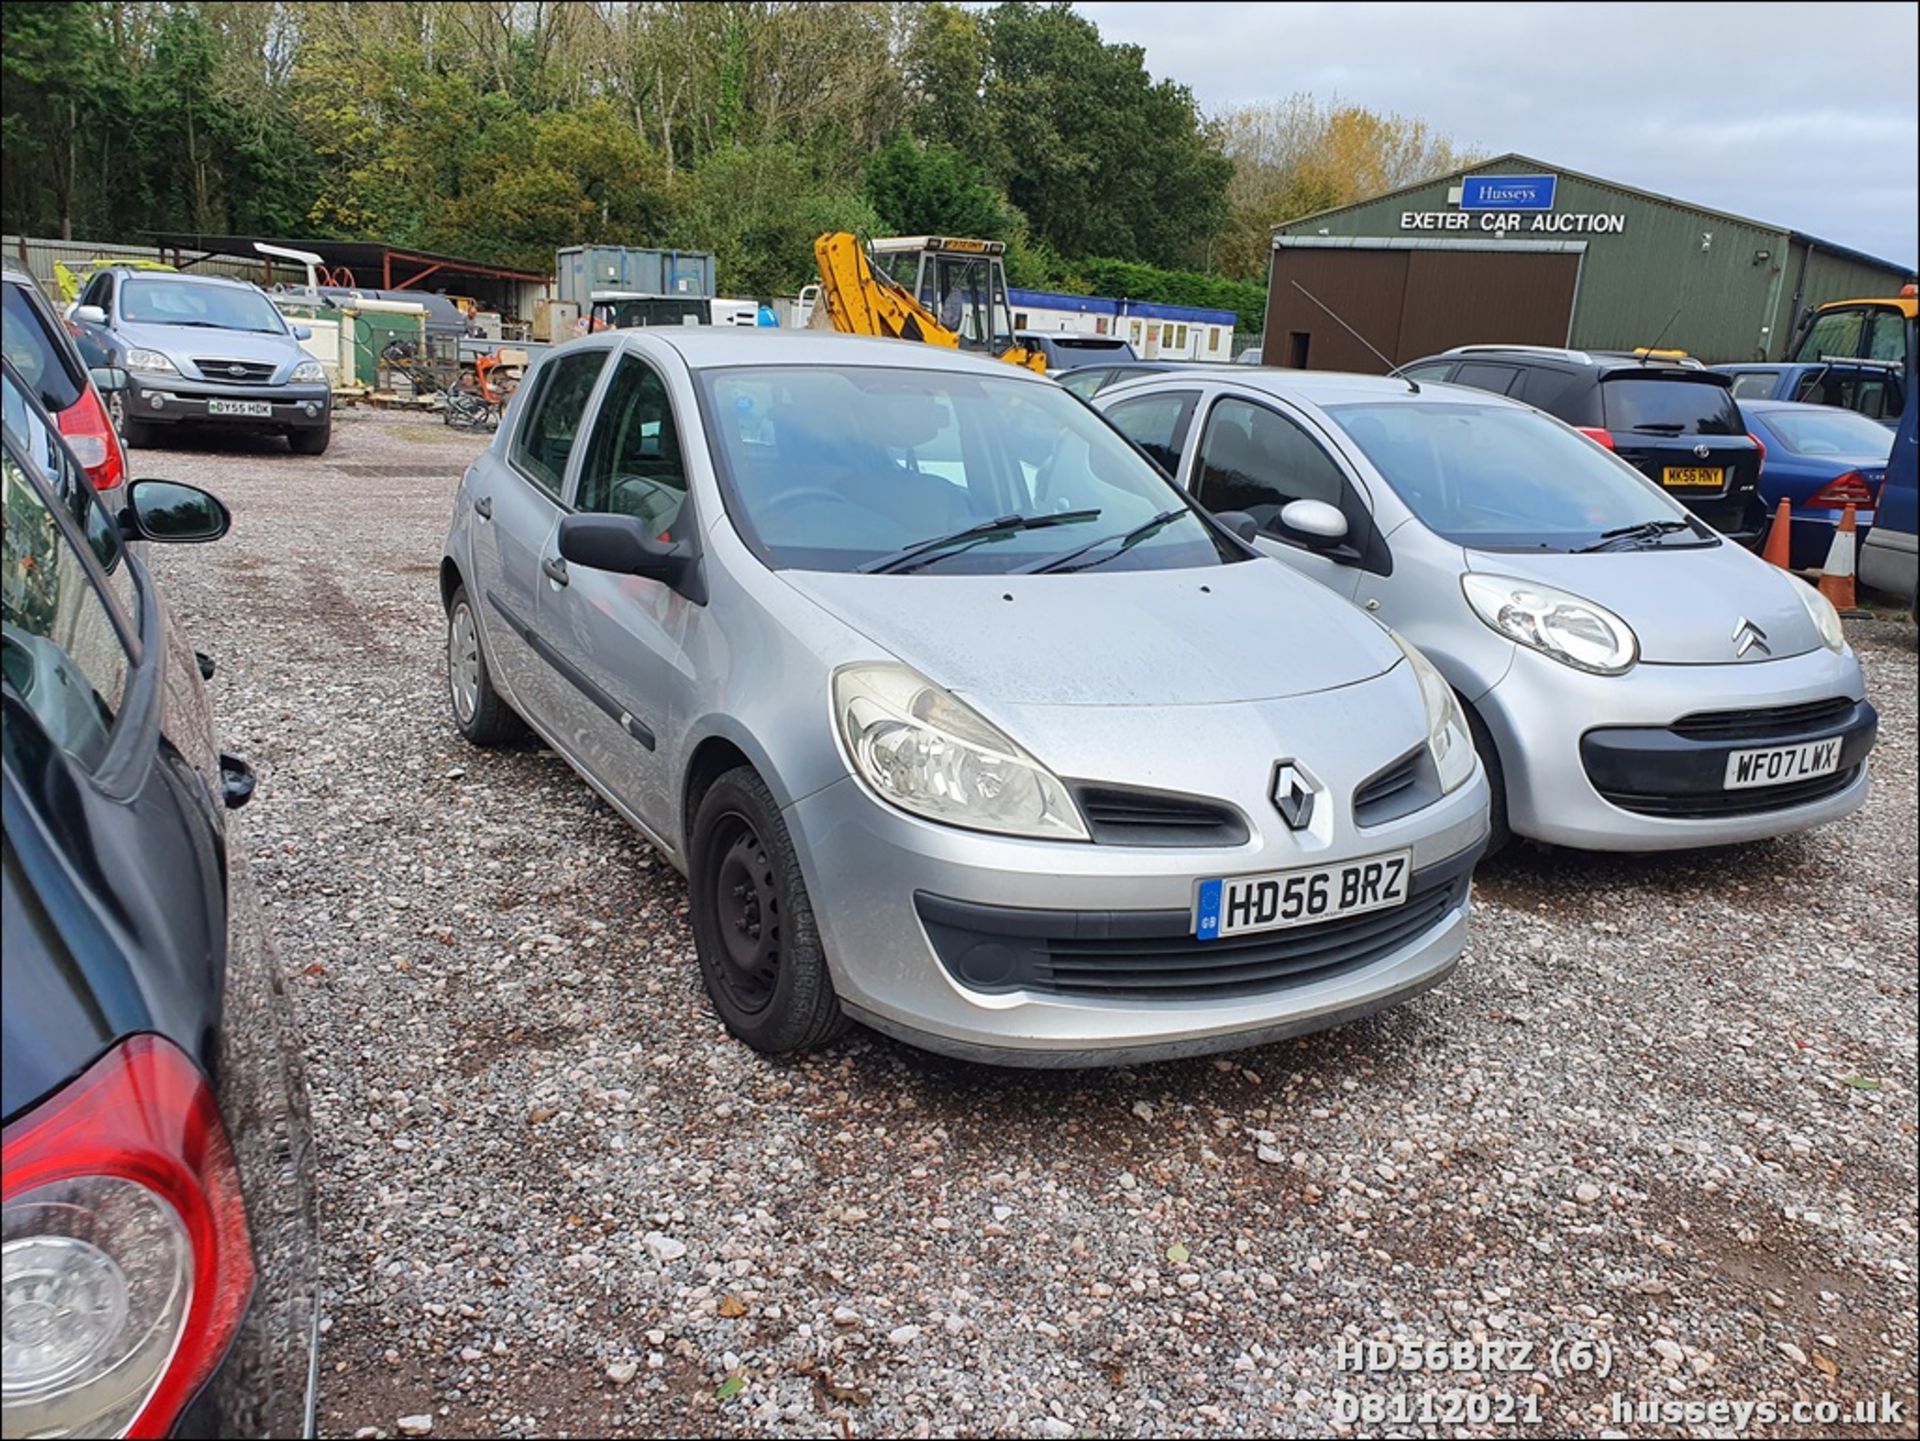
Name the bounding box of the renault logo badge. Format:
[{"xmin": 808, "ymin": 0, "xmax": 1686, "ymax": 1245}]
[
  {"xmin": 1732, "ymin": 617, "xmax": 1770, "ymax": 657},
  {"xmin": 1270, "ymin": 761, "xmax": 1318, "ymax": 831}
]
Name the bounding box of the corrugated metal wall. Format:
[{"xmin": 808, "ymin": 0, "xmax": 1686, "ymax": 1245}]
[
  {"xmin": 4, "ymin": 233, "xmax": 271, "ymax": 301},
  {"xmin": 1272, "ymin": 162, "xmax": 1912, "ymax": 363}
]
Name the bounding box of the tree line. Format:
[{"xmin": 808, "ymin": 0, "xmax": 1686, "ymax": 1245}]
[{"xmin": 1, "ymin": 1, "xmax": 1480, "ymax": 327}]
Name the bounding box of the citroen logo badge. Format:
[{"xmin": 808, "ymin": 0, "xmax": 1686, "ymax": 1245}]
[
  {"xmin": 1732, "ymin": 617, "xmax": 1770, "ymax": 657},
  {"xmin": 1693, "ymin": 442, "xmax": 1713, "ymax": 459},
  {"xmin": 1270, "ymin": 761, "xmax": 1318, "ymax": 831}
]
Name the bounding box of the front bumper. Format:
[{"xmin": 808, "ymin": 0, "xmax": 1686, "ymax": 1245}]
[
  {"xmin": 785, "ymin": 769, "xmax": 1488, "ymax": 1067},
  {"xmin": 1479, "ymin": 643, "xmax": 1875, "ymax": 850},
  {"xmin": 127, "ymin": 374, "xmax": 331, "ymax": 428}
]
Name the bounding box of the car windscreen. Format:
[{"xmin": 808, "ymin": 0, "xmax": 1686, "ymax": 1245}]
[
  {"xmin": 697, "ymin": 364, "xmax": 1235, "ymax": 575},
  {"xmin": 1045, "ymin": 337, "xmax": 1131, "ymax": 352},
  {"xmin": 1761, "ymin": 408, "xmax": 1897, "ymax": 459},
  {"xmin": 1599, "ymin": 375, "xmax": 1742, "ymax": 434},
  {"xmin": 1, "ymin": 283, "xmax": 84, "ymax": 412},
  {"xmin": 1325, "ymin": 400, "xmax": 1697, "ymax": 552},
  {"xmin": 119, "ymin": 279, "xmax": 287, "ymax": 334}
]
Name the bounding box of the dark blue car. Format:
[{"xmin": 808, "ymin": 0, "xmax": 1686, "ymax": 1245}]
[
  {"xmin": 1859, "ymin": 385, "xmax": 1917, "ymax": 619},
  {"xmin": 1712, "ymin": 361, "xmax": 1906, "ymax": 425},
  {"xmin": 1742, "ymin": 399, "xmax": 1893, "ymax": 569}
]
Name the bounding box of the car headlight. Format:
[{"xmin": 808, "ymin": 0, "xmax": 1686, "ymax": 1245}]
[
  {"xmin": 1787, "ymin": 575, "xmax": 1846, "ymax": 652},
  {"xmin": 123, "ymin": 348, "xmax": 178, "ymax": 376},
  {"xmin": 1461, "ymin": 573, "xmax": 1638, "ymax": 675},
  {"xmin": 833, "ymin": 662, "xmax": 1089, "ymax": 840},
  {"xmin": 1386, "ymin": 631, "xmax": 1476, "ymax": 795},
  {"xmin": 289, "ymin": 359, "xmax": 328, "ymax": 385}
]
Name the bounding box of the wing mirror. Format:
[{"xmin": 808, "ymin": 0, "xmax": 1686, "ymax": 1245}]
[
  {"xmin": 557, "ymin": 514, "xmax": 706, "ymax": 603},
  {"xmin": 292, "ymin": 324, "xmax": 313, "ymax": 341},
  {"xmin": 1212, "ymin": 510, "xmax": 1260, "ymax": 543},
  {"xmin": 89, "ymin": 366, "xmax": 129, "ymax": 395},
  {"xmin": 1278, "ymin": 498, "xmax": 1349, "ymax": 547},
  {"xmin": 72, "ymin": 304, "xmax": 108, "ymax": 326},
  {"xmin": 120, "ymin": 479, "xmax": 231, "ymax": 543}
]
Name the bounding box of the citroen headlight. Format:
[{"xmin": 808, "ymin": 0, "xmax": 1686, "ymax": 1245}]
[
  {"xmin": 1387, "ymin": 631, "xmax": 1476, "ymax": 795},
  {"xmin": 289, "ymin": 359, "xmax": 328, "ymax": 385},
  {"xmin": 123, "ymin": 348, "xmax": 178, "ymax": 376},
  {"xmin": 833, "ymin": 662, "xmax": 1088, "ymax": 840},
  {"xmin": 1788, "ymin": 576, "xmax": 1846, "ymax": 653},
  {"xmin": 1461, "ymin": 573, "xmax": 1638, "ymax": 675}
]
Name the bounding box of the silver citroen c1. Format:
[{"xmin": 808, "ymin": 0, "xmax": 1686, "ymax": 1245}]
[
  {"xmin": 439, "ymin": 331, "xmax": 1489, "ymax": 1065},
  {"xmin": 1094, "ymin": 368, "xmax": 1878, "ymax": 852}
]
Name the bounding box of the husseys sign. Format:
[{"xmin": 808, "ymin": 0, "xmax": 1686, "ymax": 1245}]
[{"xmin": 1400, "ymin": 174, "xmax": 1626, "ymax": 235}]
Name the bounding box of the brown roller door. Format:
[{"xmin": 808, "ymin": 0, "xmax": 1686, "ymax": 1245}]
[{"xmin": 1264, "ymin": 245, "xmax": 1580, "ymax": 368}]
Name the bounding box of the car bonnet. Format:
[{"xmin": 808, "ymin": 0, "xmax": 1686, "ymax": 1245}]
[
  {"xmin": 1463, "ymin": 542, "xmax": 1825, "ymax": 663},
  {"xmin": 778, "ymin": 557, "xmax": 1400, "ymax": 706}
]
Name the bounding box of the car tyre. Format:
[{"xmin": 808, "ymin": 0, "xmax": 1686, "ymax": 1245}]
[
  {"xmin": 445, "ymin": 584, "xmax": 525, "ymax": 747},
  {"xmin": 288, "ymin": 419, "xmax": 331, "ymax": 456},
  {"xmin": 690, "ymin": 766, "xmax": 848, "ymax": 1055},
  {"xmin": 1462, "ymin": 701, "xmax": 1511, "ymax": 856}
]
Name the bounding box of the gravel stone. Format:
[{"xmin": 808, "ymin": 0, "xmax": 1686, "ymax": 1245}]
[{"xmin": 148, "ymin": 415, "xmax": 1919, "ymax": 1438}]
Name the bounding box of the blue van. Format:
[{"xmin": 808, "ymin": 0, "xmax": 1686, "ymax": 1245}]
[{"xmin": 1860, "ymin": 384, "xmax": 1918, "ymax": 620}]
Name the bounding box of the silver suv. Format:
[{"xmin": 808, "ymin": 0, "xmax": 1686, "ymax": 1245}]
[
  {"xmin": 438, "ymin": 330, "xmax": 1489, "ymax": 1065},
  {"xmin": 70, "ymin": 269, "xmax": 332, "ymax": 454}
]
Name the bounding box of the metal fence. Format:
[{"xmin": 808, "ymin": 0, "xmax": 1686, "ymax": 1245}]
[{"xmin": 4, "ymin": 233, "xmax": 272, "ymax": 301}]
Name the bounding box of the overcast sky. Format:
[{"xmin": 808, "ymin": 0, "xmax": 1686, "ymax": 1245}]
[{"xmin": 1077, "ymin": 1, "xmax": 1919, "ymax": 268}]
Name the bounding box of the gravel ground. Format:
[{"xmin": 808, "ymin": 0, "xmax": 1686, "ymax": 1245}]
[{"xmin": 146, "ymin": 410, "xmax": 1917, "ymax": 1439}]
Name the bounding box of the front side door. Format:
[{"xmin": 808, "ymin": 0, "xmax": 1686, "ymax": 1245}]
[
  {"xmin": 536, "ymin": 350, "xmax": 698, "ymax": 840},
  {"xmin": 1188, "ymin": 395, "xmax": 1379, "ymax": 600},
  {"xmin": 468, "ymin": 346, "xmax": 610, "ymax": 727}
]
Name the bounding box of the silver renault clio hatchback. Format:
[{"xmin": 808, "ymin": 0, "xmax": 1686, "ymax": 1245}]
[
  {"xmin": 439, "ymin": 332, "xmax": 1489, "ymax": 1065},
  {"xmin": 1096, "ymin": 370, "xmax": 1877, "ymax": 852}
]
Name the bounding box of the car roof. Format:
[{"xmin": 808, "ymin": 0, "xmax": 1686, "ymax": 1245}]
[
  {"xmin": 619, "ymin": 329, "xmax": 1050, "ymax": 378},
  {"xmin": 1737, "ymin": 398, "xmax": 1882, "ymax": 415},
  {"xmin": 106, "ymin": 267, "xmax": 260, "ymax": 290},
  {"xmin": 1103, "ymin": 367, "xmax": 1502, "ymax": 409}
]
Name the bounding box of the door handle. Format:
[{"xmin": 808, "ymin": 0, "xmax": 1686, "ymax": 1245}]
[
  {"xmin": 474, "ymin": 495, "xmax": 493, "ymax": 520},
  {"xmin": 541, "ymin": 555, "xmax": 569, "ymax": 586}
]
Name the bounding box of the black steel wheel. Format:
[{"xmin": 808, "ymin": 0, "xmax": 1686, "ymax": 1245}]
[{"xmin": 689, "ymin": 766, "xmax": 847, "ymax": 1054}]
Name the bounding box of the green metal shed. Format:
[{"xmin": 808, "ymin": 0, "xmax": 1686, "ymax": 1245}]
[{"xmin": 1266, "ymin": 153, "xmax": 1914, "ymax": 366}]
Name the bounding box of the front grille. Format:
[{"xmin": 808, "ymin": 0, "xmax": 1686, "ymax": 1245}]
[
  {"xmin": 194, "ymin": 357, "xmax": 278, "ymax": 384},
  {"xmin": 916, "ymin": 860, "xmax": 1472, "ymax": 1002},
  {"xmin": 1042, "ymin": 877, "xmax": 1465, "ymax": 1000},
  {"xmin": 1598, "ymin": 765, "xmax": 1861, "ymax": 818},
  {"xmin": 1352, "ymin": 748, "xmax": 1425, "ymax": 826},
  {"xmin": 1072, "ymin": 783, "xmax": 1247, "ymax": 848},
  {"xmin": 1670, "ymin": 697, "xmax": 1858, "ymax": 742}
]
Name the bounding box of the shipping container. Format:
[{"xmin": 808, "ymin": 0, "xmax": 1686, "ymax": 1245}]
[{"xmin": 556, "ymin": 246, "xmax": 717, "ymax": 309}]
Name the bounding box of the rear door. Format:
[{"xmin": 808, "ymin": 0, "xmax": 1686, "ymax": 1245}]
[{"xmin": 468, "ymin": 345, "xmax": 611, "ymax": 725}]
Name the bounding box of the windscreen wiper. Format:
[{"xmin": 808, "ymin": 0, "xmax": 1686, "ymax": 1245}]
[
  {"xmin": 1574, "ymin": 518, "xmax": 1695, "ymax": 553},
  {"xmin": 1627, "ymin": 423, "xmax": 1687, "ymax": 434},
  {"xmin": 1018, "ymin": 508, "xmax": 1190, "ymax": 575},
  {"xmin": 859, "ymin": 509, "xmax": 1100, "ymax": 575}
]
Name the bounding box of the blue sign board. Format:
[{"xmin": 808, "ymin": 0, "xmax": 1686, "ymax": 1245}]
[{"xmin": 1460, "ymin": 175, "xmax": 1557, "ymax": 212}]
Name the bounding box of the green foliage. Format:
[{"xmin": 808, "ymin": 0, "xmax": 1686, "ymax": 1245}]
[
  {"xmin": 863, "ymin": 134, "xmax": 1012, "ymax": 241},
  {"xmin": 1, "ymin": 2, "xmax": 1470, "ymax": 310}
]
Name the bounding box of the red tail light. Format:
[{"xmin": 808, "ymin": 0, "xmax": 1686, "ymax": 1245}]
[
  {"xmin": 2, "ymin": 1036, "xmax": 255, "ymax": 1438},
  {"xmin": 1576, "ymin": 427, "xmax": 1615, "ymax": 450},
  {"xmin": 55, "ymin": 384, "xmax": 127, "ymax": 492},
  {"xmin": 1806, "ymin": 471, "xmax": 1876, "ymax": 509},
  {"xmin": 1747, "ymin": 433, "xmax": 1767, "ymax": 469}
]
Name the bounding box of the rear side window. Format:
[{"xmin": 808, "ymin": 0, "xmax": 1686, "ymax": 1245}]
[
  {"xmin": 1600, "ymin": 377, "xmax": 1742, "ymax": 435},
  {"xmin": 1730, "ymin": 373, "xmax": 1779, "ymax": 400},
  {"xmin": 1, "ymin": 448, "xmax": 132, "ymax": 768},
  {"xmin": 1451, "ymin": 361, "xmax": 1524, "ymax": 395},
  {"xmin": 1103, "ymin": 390, "xmax": 1199, "ymax": 476},
  {"xmin": 510, "ymin": 350, "xmax": 608, "ymax": 496},
  {"xmin": 1, "ymin": 283, "xmax": 84, "ymax": 413},
  {"xmin": 1397, "ymin": 362, "xmax": 1453, "ymax": 384}
]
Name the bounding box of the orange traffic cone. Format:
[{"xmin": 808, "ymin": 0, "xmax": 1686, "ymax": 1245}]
[
  {"xmin": 1760, "ymin": 497, "xmax": 1793, "ymax": 569},
  {"xmin": 1816, "ymin": 503, "xmax": 1861, "ymax": 613}
]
